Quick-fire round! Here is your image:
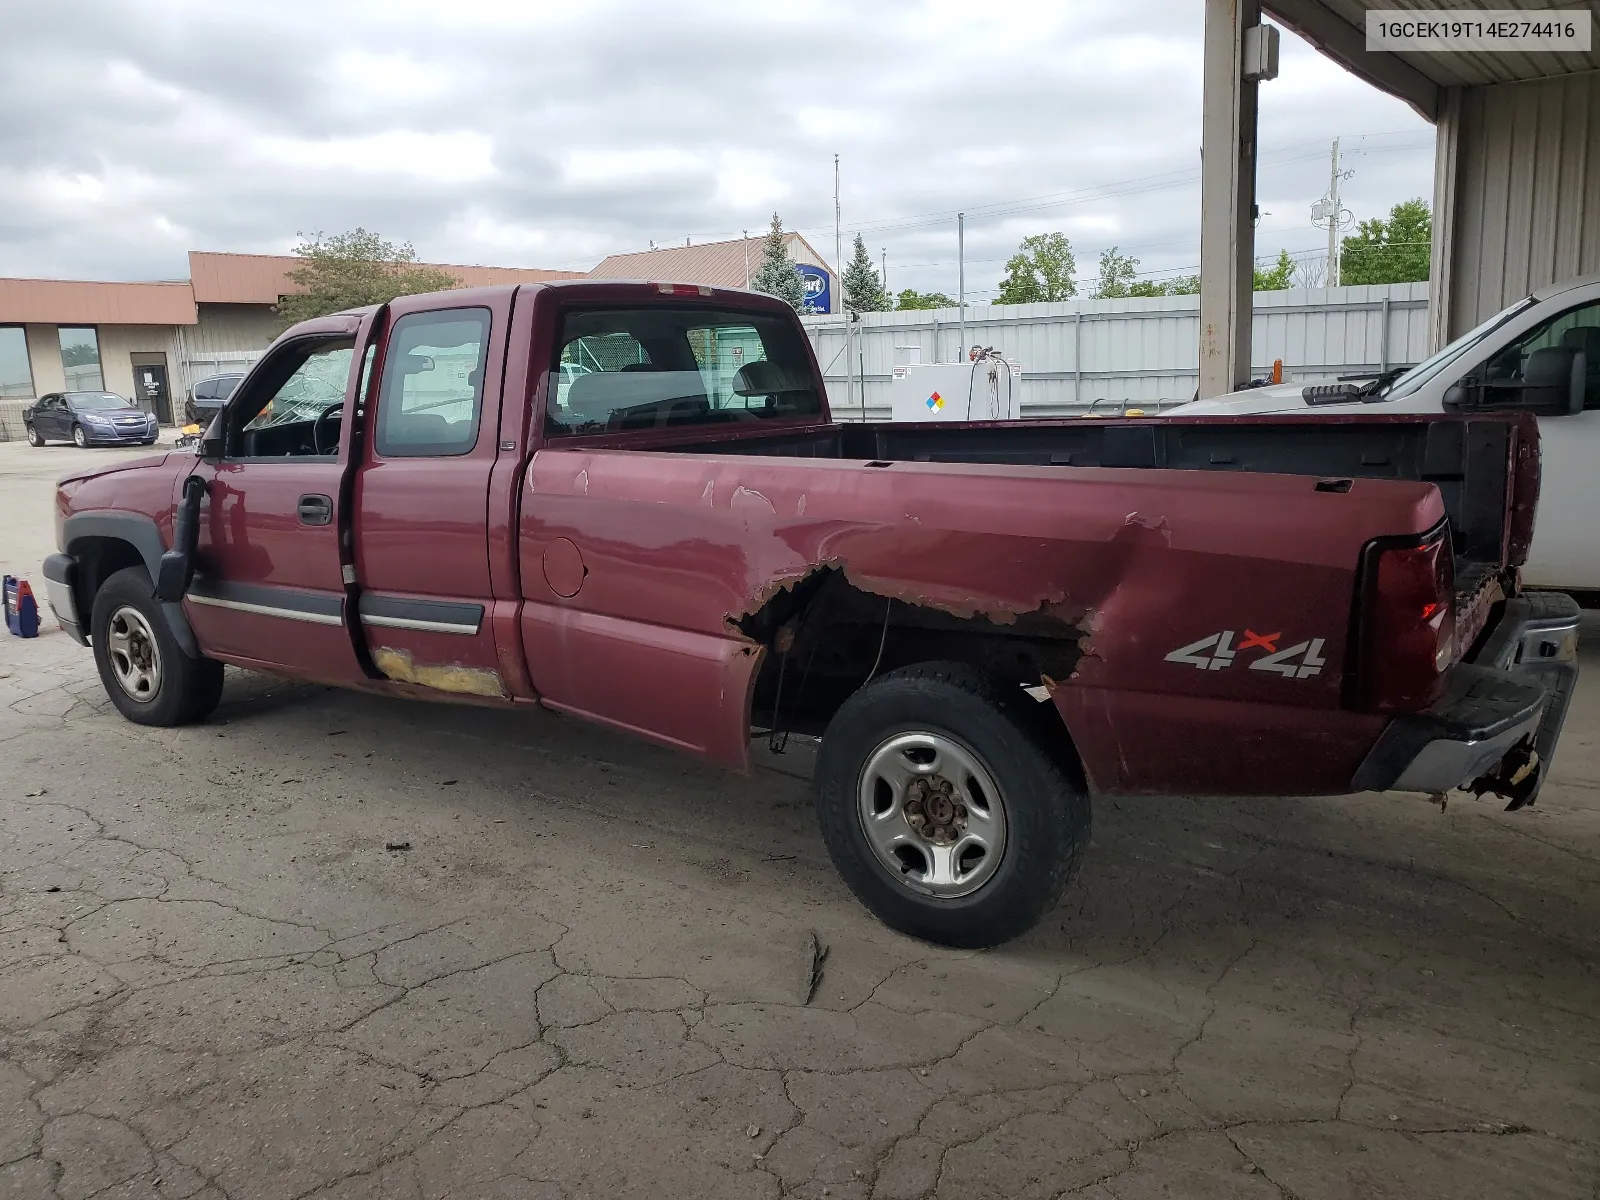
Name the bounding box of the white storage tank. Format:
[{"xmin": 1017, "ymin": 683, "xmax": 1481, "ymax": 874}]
[{"xmin": 888, "ymin": 357, "xmax": 1022, "ymax": 422}]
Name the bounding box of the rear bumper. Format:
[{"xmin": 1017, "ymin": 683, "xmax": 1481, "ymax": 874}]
[{"xmin": 1351, "ymin": 592, "xmax": 1579, "ymax": 801}]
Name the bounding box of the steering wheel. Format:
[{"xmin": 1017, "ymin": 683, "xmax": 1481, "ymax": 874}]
[{"xmin": 312, "ymin": 403, "xmax": 343, "ymax": 456}]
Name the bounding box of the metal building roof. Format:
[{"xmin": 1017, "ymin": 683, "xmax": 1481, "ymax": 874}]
[
  {"xmin": 187, "ymin": 251, "xmax": 586, "ymax": 305},
  {"xmin": 1268, "ymin": 0, "xmax": 1600, "ymax": 118},
  {"xmin": 588, "ymin": 233, "xmax": 836, "ymax": 288},
  {"xmin": 0, "ymin": 278, "xmax": 198, "ymax": 325}
]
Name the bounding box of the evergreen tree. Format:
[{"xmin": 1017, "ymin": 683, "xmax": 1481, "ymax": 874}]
[
  {"xmin": 751, "ymin": 213, "xmax": 806, "ymax": 311},
  {"xmin": 842, "ymin": 233, "xmax": 887, "ymax": 313}
]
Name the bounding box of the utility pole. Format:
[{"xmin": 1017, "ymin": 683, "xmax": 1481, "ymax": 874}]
[
  {"xmin": 1327, "ymin": 138, "xmax": 1342, "ymax": 287},
  {"xmin": 836, "ymin": 153, "xmax": 852, "ymax": 415},
  {"xmin": 881, "ymin": 248, "xmax": 887, "ymax": 300},
  {"xmin": 743, "ymin": 230, "xmax": 749, "ymax": 288},
  {"xmin": 957, "ymin": 212, "xmax": 966, "ymax": 363}
]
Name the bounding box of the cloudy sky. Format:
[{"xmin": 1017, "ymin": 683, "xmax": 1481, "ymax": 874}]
[{"xmin": 2, "ymin": 0, "xmax": 1434, "ymax": 298}]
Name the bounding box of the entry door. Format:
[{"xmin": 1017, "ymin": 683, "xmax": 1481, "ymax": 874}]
[
  {"xmin": 182, "ymin": 318, "xmax": 372, "ymax": 686},
  {"xmin": 134, "ymin": 361, "xmax": 173, "ymax": 424},
  {"xmin": 352, "ymin": 295, "xmax": 509, "ymax": 698}
]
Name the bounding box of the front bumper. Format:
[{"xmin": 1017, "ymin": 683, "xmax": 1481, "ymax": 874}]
[
  {"xmin": 82, "ymin": 421, "xmax": 159, "ymax": 444},
  {"xmin": 1351, "ymin": 592, "xmax": 1579, "ymax": 804},
  {"xmin": 42, "ymin": 553, "xmax": 86, "ymax": 644}
]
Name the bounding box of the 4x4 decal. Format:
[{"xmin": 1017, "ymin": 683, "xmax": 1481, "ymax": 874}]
[{"xmin": 1165, "ymin": 630, "xmax": 1327, "ymax": 679}]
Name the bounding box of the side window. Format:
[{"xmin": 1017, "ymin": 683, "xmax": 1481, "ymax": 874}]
[
  {"xmin": 546, "ymin": 307, "xmax": 822, "ymax": 436},
  {"xmin": 217, "ymin": 376, "xmax": 242, "ymax": 400},
  {"xmin": 228, "ymin": 338, "xmax": 355, "ymax": 459},
  {"xmin": 374, "ymin": 308, "xmax": 490, "ymax": 458},
  {"xmin": 1482, "ymin": 300, "xmax": 1600, "ymax": 410}
]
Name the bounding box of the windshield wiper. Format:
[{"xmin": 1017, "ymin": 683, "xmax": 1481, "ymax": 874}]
[{"xmin": 1336, "ymin": 366, "xmax": 1410, "ymax": 398}]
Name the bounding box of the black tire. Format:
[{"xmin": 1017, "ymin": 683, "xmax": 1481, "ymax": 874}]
[
  {"xmin": 25, "ymin": 423, "xmax": 43, "ymax": 447},
  {"xmin": 91, "ymin": 566, "xmax": 224, "ymax": 726},
  {"xmin": 814, "ymin": 661, "xmax": 1090, "ymax": 948},
  {"xmin": 72, "ymin": 424, "xmax": 87, "ymax": 448}
]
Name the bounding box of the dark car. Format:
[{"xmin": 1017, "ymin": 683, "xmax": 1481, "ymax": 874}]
[
  {"xmin": 24, "ymin": 392, "xmax": 159, "ymax": 448},
  {"xmin": 185, "ymin": 372, "xmax": 245, "ymax": 425}
]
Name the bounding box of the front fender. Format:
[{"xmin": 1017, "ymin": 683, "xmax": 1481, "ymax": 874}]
[{"xmin": 61, "ymin": 511, "xmax": 201, "ymax": 658}]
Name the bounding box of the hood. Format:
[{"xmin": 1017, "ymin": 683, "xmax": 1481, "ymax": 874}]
[
  {"xmin": 57, "ymin": 451, "xmax": 175, "ymax": 487},
  {"xmin": 1167, "ymin": 382, "xmax": 1320, "ymax": 417}
]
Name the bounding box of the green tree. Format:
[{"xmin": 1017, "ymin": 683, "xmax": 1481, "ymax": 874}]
[
  {"xmin": 1253, "ymin": 248, "xmax": 1297, "ymax": 291},
  {"xmin": 996, "ymin": 232, "xmax": 1077, "ymax": 305},
  {"xmin": 1091, "ymin": 246, "xmax": 1170, "ymax": 298},
  {"xmin": 841, "ymin": 233, "xmax": 888, "ymax": 313},
  {"xmin": 751, "ymin": 212, "xmax": 807, "ymax": 311},
  {"xmin": 275, "ymin": 228, "xmax": 460, "ymax": 327},
  {"xmin": 1092, "ymin": 246, "xmax": 1138, "ymax": 298},
  {"xmin": 893, "ymin": 288, "xmax": 956, "ymax": 310},
  {"xmin": 1340, "ymin": 199, "xmax": 1432, "ymax": 285}
]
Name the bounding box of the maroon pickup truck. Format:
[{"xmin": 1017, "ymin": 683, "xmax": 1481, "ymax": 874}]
[{"xmin": 45, "ymin": 281, "xmax": 1578, "ymax": 946}]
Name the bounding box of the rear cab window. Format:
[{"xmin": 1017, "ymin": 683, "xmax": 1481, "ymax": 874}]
[{"xmin": 545, "ymin": 306, "xmax": 822, "ymax": 436}]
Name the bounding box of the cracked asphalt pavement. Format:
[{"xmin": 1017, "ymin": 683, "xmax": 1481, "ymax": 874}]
[{"xmin": 2, "ymin": 443, "xmax": 1599, "ymax": 1199}]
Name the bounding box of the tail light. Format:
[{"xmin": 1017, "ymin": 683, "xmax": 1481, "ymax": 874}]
[{"xmin": 1352, "ymin": 522, "xmax": 1455, "ymax": 713}]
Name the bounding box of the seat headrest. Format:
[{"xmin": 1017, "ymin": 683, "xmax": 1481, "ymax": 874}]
[
  {"xmin": 563, "ymin": 369, "xmax": 708, "ymax": 423},
  {"xmin": 1560, "ymin": 326, "xmax": 1600, "ymax": 360},
  {"xmin": 732, "ymin": 360, "xmax": 809, "ymax": 396}
]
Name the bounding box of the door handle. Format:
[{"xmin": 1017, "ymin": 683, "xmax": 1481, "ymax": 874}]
[{"xmin": 297, "ymin": 494, "xmax": 333, "ymax": 526}]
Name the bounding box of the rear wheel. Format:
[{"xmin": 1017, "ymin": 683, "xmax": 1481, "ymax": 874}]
[
  {"xmin": 72, "ymin": 424, "xmax": 87, "ymax": 448},
  {"xmin": 92, "ymin": 566, "xmax": 224, "ymax": 726},
  {"xmin": 25, "ymin": 423, "xmax": 43, "ymax": 447},
  {"xmin": 814, "ymin": 661, "xmax": 1090, "ymax": 948}
]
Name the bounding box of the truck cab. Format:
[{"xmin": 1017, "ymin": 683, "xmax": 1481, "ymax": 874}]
[{"xmin": 1171, "ymin": 272, "xmax": 1600, "ymax": 590}]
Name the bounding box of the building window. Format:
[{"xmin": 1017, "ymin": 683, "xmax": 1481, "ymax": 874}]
[
  {"xmin": 59, "ymin": 326, "xmax": 103, "ymax": 391},
  {"xmin": 0, "ymin": 327, "xmax": 32, "ymax": 398}
]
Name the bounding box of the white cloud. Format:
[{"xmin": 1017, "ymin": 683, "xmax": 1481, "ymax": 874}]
[{"xmin": 0, "ymin": 0, "xmax": 1434, "ymax": 296}]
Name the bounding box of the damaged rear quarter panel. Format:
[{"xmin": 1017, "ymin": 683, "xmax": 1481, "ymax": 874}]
[{"xmin": 519, "ymin": 450, "xmax": 1439, "ymax": 790}]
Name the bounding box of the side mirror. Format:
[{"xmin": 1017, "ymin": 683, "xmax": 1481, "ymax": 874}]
[
  {"xmin": 199, "ymin": 433, "xmax": 224, "ymax": 460},
  {"xmin": 1523, "ymin": 346, "xmax": 1586, "ymax": 416}
]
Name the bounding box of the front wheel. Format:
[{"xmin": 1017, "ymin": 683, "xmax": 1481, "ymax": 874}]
[
  {"xmin": 25, "ymin": 423, "xmax": 43, "ymax": 447},
  {"xmin": 91, "ymin": 566, "xmax": 224, "ymax": 726},
  {"xmin": 72, "ymin": 424, "xmax": 88, "ymax": 448},
  {"xmin": 814, "ymin": 661, "xmax": 1091, "ymax": 948}
]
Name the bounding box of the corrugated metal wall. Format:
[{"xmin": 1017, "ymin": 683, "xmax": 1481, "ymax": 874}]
[
  {"xmin": 1444, "ymin": 69, "xmax": 1600, "ymax": 339},
  {"xmin": 174, "ymin": 303, "xmax": 280, "ymax": 397},
  {"xmin": 803, "ymin": 282, "xmax": 1430, "ymax": 419}
]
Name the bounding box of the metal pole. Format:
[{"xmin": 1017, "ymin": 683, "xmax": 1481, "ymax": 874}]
[
  {"xmin": 1327, "ymin": 138, "xmax": 1342, "ymax": 287},
  {"xmin": 1073, "ymin": 311, "xmax": 1083, "ymax": 408},
  {"xmin": 1379, "ymin": 294, "xmax": 1391, "ymax": 373},
  {"xmin": 1197, "ymin": 0, "xmax": 1259, "ymax": 397},
  {"xmin": 957, "ymin": 212, "xmax": 966, "ymax": 363},
  {"xmin": 881, "ymin": 248, "xmax": 887, "ymax": 302},
  {"xmin": 743, "ymin": 230, "xmax": 749, "ymax": 288},
  {"xmin": 836, "ymin": 153, "xmax": 850, "ymax": 413}
]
